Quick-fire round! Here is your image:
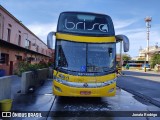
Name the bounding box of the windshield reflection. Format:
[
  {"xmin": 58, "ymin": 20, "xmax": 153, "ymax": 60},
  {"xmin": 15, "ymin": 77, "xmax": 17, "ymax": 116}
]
[{"xmin": 56, "ymin": 40, "xmax": 116, "ymax": 73}]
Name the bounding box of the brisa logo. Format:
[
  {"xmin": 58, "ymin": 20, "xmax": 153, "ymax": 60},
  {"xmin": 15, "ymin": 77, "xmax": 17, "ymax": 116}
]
[{"xmin": 65, "ymin": 19, "xmax": 108, "ymax": 32}]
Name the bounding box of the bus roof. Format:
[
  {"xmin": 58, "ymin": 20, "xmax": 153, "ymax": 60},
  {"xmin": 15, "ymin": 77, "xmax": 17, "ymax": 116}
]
[{"xmin": 60, "ymin": 11, "xmax": 111, "ymax": 17}]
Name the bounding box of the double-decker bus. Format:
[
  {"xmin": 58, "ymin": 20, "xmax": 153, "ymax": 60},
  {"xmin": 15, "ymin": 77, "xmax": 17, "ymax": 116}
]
[{"xmin": 47, "ymin": 12, "xmax": 129, "ymax": 97}]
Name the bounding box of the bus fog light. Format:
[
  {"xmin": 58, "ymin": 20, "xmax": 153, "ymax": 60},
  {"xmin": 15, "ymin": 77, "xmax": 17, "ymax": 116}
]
[
  {"xmin": 54, "ymin": 86, "xmax": 62, "ymax": 92},
  {"xmin": 108, "ymin": 88, "xmax": 114, "ymax": 93}
]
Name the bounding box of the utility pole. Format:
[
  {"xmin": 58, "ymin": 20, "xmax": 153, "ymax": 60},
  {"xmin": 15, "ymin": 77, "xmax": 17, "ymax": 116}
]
[
  {"xmin": 145, "ymin": 16, "xmax": 152, "ymax": 61},
  {"xmin": 144, "ymin": 16, "xmax": 152, "ymax": 72}
]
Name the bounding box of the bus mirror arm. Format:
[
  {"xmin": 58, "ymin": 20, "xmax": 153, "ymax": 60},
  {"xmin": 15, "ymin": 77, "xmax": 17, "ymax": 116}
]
[
  {"xmin": 47, "ymin": 31, "xmax": 55, "ymax": 49},
  {"xmin": 116, "ymin": 35, "xmax": 130, "ymax": 52},
  {"xmin": 55, "ymin": 66, "xmax": 62, "ymax": 77},
  {"xmin": 55, "ymin": 66, "xmax": 61, "ymax": 70}
]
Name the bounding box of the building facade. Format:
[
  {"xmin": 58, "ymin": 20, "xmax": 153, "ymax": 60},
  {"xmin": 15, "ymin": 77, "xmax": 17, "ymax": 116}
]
[
  {"xmin": 138, "ymin": 45, "xmax": 160, "ymax": 61},
  {"xmin": 0, "ymin": 5, "xmax": 54, "ymax": 75}
]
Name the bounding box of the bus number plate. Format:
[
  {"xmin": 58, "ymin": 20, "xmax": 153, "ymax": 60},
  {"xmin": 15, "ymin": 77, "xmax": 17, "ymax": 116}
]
[{"xmin": 80, "ymin": 91, "xmax": 91, "ymax": 95}]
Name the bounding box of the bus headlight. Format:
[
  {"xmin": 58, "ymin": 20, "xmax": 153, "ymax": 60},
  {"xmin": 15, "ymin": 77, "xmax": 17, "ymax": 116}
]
[
  {"xmin": 54, "ymin": 85, "xmax": 62, "ymax": 92},
  {"xmin": 108, "ymin": 88, "xmax": 115, "ymax": 93},
  {"xmin": 103, "ymin": 78, "xmax": 117, "ymax": 86}
]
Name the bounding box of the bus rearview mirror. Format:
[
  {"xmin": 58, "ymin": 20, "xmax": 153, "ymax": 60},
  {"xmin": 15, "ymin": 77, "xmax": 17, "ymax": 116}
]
[
  {"xmin": 116, "ymin": 35, "xmax": 129, "ymax": 52},
  {"xmin": 47, "ymin": 31, "xmax": 55, "ymax": 49}
]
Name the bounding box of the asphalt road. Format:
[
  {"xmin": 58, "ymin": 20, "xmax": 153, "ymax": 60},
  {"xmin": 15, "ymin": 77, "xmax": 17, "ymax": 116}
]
[{"xmin": 117, "ymin": 70, "xmax": 160, "ymax": 108}]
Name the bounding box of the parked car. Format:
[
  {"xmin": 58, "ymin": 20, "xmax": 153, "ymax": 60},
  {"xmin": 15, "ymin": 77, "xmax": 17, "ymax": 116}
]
[{"xmin": 142, "ymin": 64, "xmax": 151, "ymax": 71}]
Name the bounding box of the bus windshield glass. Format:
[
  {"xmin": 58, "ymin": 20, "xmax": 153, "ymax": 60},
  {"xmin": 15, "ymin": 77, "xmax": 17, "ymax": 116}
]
[
  {"xmin": 56, "ymin": 40, "xmax": 116, "ymax": 72},
  {"xmin": 57, "ymin": 12, "xmax": 115, "ymax": 35}
]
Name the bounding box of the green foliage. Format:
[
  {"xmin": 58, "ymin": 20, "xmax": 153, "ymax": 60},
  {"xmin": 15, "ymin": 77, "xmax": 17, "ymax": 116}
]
[
  {"xmin": 122, "ymin": 54, "xmax": 131, "ymax": 61},
  {"xmin": 150, "ymin": 54, "xmax": 160, "ymax": 68},
  {"xmin": 15, "ymin": 62, "xmax": 29, "ymax": 76},
  {"xmin": 14, "ymin": 61, "xmax": 51, "ymax": 76}
]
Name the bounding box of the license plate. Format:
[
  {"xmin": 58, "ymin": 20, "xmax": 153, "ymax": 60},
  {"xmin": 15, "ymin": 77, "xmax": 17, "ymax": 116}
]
[{"xmin": 80, "ymin": 91, "xmax": 91, "ymax": 95}]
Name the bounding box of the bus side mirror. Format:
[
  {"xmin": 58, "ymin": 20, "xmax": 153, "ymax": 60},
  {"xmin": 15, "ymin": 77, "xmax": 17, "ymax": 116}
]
[
  {"xmin": 47, "ymin": 31, "xmax": 55, "ymax": 49},
  {"xmin": 116, "ymin": 35, "xmax": 129, "ymax": 52}
]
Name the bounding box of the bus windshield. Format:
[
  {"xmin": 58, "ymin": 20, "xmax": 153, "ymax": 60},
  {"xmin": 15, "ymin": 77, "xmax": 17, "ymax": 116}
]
[
  {"xmin": 56, "ymin": 40, "xmax": 116, "ymax": 72},
  {"xmin": 57, "ymin": 12, "xmax": 115, "ymax": 36}
]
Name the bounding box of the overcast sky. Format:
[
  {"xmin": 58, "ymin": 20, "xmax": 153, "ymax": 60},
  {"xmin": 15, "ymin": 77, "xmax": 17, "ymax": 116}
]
[{"xmin": 1, "ymin": 0, "xmax": 160, "ymax": 57}]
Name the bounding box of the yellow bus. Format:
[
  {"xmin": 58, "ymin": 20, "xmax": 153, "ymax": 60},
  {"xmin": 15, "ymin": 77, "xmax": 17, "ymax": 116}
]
[{"xmin": 47, "ymin": 12, "xmax": 129, "ymax": 97}]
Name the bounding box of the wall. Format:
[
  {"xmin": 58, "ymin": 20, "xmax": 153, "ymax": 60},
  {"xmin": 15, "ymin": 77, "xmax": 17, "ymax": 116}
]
[
  {"xmin": 0, "ymin": 76, "xmax": 11, "ymax": 100},
  {"xmin": 21, "ymin": 68, "xmax": 49, "ymax": 94}
]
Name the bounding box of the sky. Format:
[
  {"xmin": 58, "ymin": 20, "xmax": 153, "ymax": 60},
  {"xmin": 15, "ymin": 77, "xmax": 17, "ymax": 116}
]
[{"xmin": 1, "ymin": 0, "xmax": 160, "ymax": 58}]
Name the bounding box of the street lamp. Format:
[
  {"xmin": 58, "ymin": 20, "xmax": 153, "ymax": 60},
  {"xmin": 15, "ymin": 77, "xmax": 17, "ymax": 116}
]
[{"xmin": 144, "ymin": 16, "xmax": 152, "ymax": 72}]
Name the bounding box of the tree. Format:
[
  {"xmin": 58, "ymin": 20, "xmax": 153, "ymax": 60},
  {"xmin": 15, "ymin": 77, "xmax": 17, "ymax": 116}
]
[
  {"xmin": 150, "ymin": 53, "xmax": 160, "ymax": 68},
  {"xmin": 122, "ymin": 54, "xmax": 131, "ymax": 61}
]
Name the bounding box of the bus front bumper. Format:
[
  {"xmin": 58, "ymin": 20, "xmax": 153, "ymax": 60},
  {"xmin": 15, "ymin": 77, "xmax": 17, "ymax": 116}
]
[{"xmin": 53, "ymin": 80, "xmax": 116, "ymax": 97}]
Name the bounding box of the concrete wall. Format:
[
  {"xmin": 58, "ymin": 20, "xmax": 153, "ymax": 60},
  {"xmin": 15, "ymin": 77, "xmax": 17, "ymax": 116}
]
[
  {"xmin": 21, "ymin": 68, "xmax": 49, "ymax": 94},
  {"xmin": 0, "ymin": 76, "xmax": 11, "ymax": 100},
  {"xmin": 48, "ymin": 68, "xmax": 53, "ymax": 79},
  {"xmin": 37, "ymin": 68, "xmax": 48, "ymax": 82}
]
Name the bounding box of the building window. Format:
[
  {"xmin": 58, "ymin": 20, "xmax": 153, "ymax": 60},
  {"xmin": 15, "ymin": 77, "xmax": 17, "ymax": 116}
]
[
  {"xmin": 8, "ymin": 24, "xmax": 12, "ymax": 27},
  {"xmin": 42, "ymin": 48, "xmax": 44, "ymax": 53},
  {"xmin": 50, "ymin": 52, "xmax": 52, "ymax": 57},
  {"xmin": 7, "ymin": 28, "xmax": 11, "ymax": 42},
  {"xmin": 18, "ymin": 35, "xmax": 21, "ymax": 46},
  {"xmin": 15, "ymin": 55, "xmax": 22, "ymax": 61},
  {"xmin": 24, "ymin": 57, "xmax": 35, "ymax": 63},
  {"xmin": 46, "ymin": 50, "xmax": 47, "ymax": 55},
  {"xmin": 25, "ymin": 39, "xmax": 31, "ymax": 49},
  {"xmin": 36, "ymin": 46, "xmax": 39, "ymax": 52},
  {"xmin": 0, "ymin": 23, "xmax": 1, "ymax": 39},
  {"xmin": 0, "ymin": 53, "xmax": 9, "ymax": 65}
]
